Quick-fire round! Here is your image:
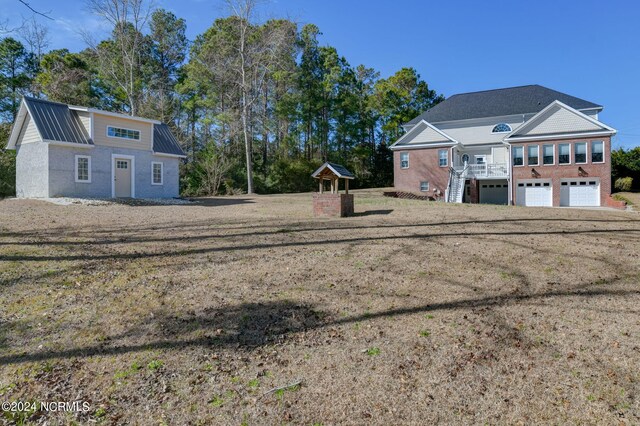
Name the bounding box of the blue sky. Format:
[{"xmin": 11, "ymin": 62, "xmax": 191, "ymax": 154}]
[{"xmin": 3, "ymin": 0, "xmax": 639, "ymax": 148}]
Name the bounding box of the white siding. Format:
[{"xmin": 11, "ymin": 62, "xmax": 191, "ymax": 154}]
[
  {"xmin": 519, "ymin": 105, "xmax": 601, "ymax": 136},
  {"xmin": 437, "ymin": 115, "xmax": 531, "ymax": 146},
  {"xmin": 405, "ymin": 124, "xmax": 451, "ymax": 143},
  {"xmin": 76, "ymin": 111, "xmax": 91, "ymax": 136},
  {"xmin": 492, "ymin": 146, "xmax": 507, "ymax": 163},
  {"xmin": 17, "ymin": 114, "xmax": 42, "ymax": 145}
]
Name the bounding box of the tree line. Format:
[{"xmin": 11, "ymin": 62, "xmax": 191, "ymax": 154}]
[{"xmin": 0, "ymin": 0, "xmax": 443, "ymax": 197}]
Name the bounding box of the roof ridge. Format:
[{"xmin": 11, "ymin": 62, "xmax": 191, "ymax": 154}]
[
  {"xmin": 448, "ymin": 84, "xmax": 539, "ymax": 98},
  {"xmin": 23, "ymin": 96, "xmax": 71, "ymax": 108}
]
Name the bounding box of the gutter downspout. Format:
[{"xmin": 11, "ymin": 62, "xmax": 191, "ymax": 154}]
[{"xmin": 503, "ymin": 139, "xmax": 513, "ymax": 205}]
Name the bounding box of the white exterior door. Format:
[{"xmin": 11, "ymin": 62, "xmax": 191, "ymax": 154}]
[
  {"xmin": 114, "ymin": 159, "xmax": 132, "ymax": 197},
  {"xmin": 516, "ymin": 180, "xmax": 552, "ymax": 207},
  {"xmin": 560, "ymin": 179, "xmax": 600, "ymax": 207}
]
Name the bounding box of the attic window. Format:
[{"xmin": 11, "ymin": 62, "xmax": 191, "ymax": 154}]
[
  {"xmin": 107, "ymin": 126, "xmax": 140, "ymax": 140},
  {"xmin": 492, "ymin": 123, "xmax": 512, "ymax": 133}
]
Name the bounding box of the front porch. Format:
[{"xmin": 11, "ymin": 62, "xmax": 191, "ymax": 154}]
[
  {"xmin": 451, "ymin": 145, "xmax": 509, "ymax": 178},
  {"xmin": 453, "ymin": 163, "xmax": 509, "ymax": 179}
]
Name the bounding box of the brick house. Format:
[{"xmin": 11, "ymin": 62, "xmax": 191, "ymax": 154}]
[{"xmin": 390, "ymin": 85, "xmax": 618, "ymax": 207}]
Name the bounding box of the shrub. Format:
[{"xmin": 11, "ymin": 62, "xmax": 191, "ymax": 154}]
[{"xmin": 614, "ymin": 177, "xmax": 633, "ymax": 192}]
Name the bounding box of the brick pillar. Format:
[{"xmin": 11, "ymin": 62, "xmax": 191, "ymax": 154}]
[{"xmin": 469, "ymin": 179, "xmax": 479, "ymax": 204}]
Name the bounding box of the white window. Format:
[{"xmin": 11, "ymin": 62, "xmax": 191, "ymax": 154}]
[
  {"xmin": 591, "ymin": 141, "xmax": 604, "ymax": 163},
  {"xmin": 75, "ymin": 155, "xmax": 91, "ymax": 183},
  {"xmin": 107, "ymin": 126, "xmax": 140, "ymax": 140},
  {"xmin": 542, "ymin": 144, "xmax": 554, "ymax": 165},
  {"xmin": 513, "ymin": 146, "xmax": 523, "ymax": 166},
  {"xmin": 527, "ymin": 145, "xmax": 539, "ymax": 166},
  {"xmin": 559, "ymin": 143, "xmax": 571, "ymax": 164},
  {"xmin": 438, "ymin": 149, "xmax": 448, "ymax": 167},
  {"xmin": 400, "ymin": 152, "xmax": 409, "ymax": 169},
  {"xmin": 152, "ymin": 162, "xmax": 163, "ymax": 185},
  {"xmin": 575, "ymin": 142, "xmax": 587, "ymax": 164},
  {"xmin": 420, "ymin": 181, "xmax": 429, "ymax": 192}
]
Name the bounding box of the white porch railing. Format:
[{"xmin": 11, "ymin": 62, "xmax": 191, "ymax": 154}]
[{"xmin": 453, "ymin": 163, "xmax": 508, "ymax": 178}]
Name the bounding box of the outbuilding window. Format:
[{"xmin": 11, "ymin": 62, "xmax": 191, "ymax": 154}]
[
  {"xmin": 107, "ymin": 126, "xmax": 140, "ymax": 140},
  {"xmin": 400, "ymin": 152, "xmax": 409, "ymax": 169},
  {"xmin": 152, "ymin": 162, "xmax": 163, "ymax": 185},
  {"xmin": 75, "ymin": 155, "xmax": 91, "ymax": 183}
]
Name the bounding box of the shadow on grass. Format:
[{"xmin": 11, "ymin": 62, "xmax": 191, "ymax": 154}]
[
  {"xmin": 2, "ymin": 226, "xmax": 640, "ymax": 262},
  {"xmin": 1, "ymin": 279, "xmax": 637, "ymax": 366},
  {"xmin": 352, "ymin": 209, "xmax": 393, "ymax": 217}
]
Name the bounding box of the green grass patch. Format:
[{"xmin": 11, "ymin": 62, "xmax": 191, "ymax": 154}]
[
  {"xmin": 147, "ymin": 359, "xmax": 163, "ymax": 370},
  {"xmin": 366, "ymin": 347, "xmax": 380, "ymax": 356}
]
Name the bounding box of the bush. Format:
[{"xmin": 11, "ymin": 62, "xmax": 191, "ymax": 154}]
[
  {"xmin": 266, "ymin": 157, "xmax": 322, "ymax": 193},
  {"xmin": 614, "ymin": 177, "xmax": 633, "ymax": 192},
  {"xmin": 0, "ymin": 149, "xmax": 16, "ymax": 198}
]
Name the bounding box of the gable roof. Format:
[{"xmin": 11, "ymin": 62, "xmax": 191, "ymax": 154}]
[
  {"xmin": 505, "ymin": 100, "xmax": 616, "ymax": 141},
  {"xmin": 7, "ymin": 97, "xmax": 185, "ymax": 157},
  {"xmin": 20, "ymin": 97, "xmax": 91, "ymax": 146},
  {"xmin": 312, "ymin": 162, "xmax": 355, "ymax": 179},
  {"xmin": 390, "ymin": 119, "xmax": 457, "ymax": 150},
  {"xmin": 153, "ymin": 123, "xmax": 186, "ymax": 157},
  {"xmin": 406, "ymin": 85, "xmax": 603, "ymax": 125}
]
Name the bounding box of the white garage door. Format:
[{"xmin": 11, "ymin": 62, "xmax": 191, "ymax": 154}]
[
  {"xmin": 479, "ymin": 181, "xmax": 508, "ymax": 205},
  {"xmin": 560, "ymin": 179, "xmax": 600, "ymax": 207},
  {"xmin": 516, "ymin": 180, "xmax": 552, "ymax": 207}
]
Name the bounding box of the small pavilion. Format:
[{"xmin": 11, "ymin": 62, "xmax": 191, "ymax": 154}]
[{"xmin": 311, "ymin": 162, "xmax": 355, "ymax": 217}]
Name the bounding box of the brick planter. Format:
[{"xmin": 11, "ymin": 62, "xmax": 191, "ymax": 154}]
[{"xmin": 313, "ymin": 193, "xmax": 354, "ymax": 217}]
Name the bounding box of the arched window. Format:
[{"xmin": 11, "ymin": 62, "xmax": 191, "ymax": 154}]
[{"xmin": 492, "ymin": 123, "xmax": 512, "ymax": 133}]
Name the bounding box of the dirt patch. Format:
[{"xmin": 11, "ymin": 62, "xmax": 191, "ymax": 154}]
[{"xmin": 1, "ymin": 190, "xmax": 639, "ymax": 424}]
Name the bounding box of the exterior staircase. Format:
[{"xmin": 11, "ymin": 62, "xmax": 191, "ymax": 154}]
[{"xmin": 446, "ymin": 167, "xmax": 465, "ymax": 203}]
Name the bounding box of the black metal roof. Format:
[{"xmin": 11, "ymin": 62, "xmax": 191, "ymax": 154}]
[
  {"xmin": 406, "ymin": 85, "xmax": 603, "ymax": 125},
  {"xmin": 312, "ymin": 162, "xmax": 355, "ymax": 179},
  {"xmin": 153, "ymin": 123, "xmax": 185, "ymax": 157},
  {"xmin": 24, "ymin": 97, "xmax": 91, "ymax": 145}
]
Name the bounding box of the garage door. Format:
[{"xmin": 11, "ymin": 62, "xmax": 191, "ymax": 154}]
[
  {"xmin": 560, "ymin": 179, "xmax": 600, "ymax": 207},
  {"xmin": 479, "ymin": 181, "xmax": 508, "ymax": 205},
  {"xmin": 516, "ymin": 180, "xmax": 552, "ymax": 207}
]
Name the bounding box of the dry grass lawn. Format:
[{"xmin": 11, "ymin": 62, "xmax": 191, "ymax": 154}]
[{"xmin": 0, "ymin": 190, "xmax": 639, "ymax": 425}]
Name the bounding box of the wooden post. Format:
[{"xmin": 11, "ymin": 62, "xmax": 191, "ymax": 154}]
[
  {"xmin": 319, "ymin": 179, "xmax": 323, "ymax": 193},
  {"xmin": 345, "ymin": 178, "xmax": 349, "ymax": 194}
]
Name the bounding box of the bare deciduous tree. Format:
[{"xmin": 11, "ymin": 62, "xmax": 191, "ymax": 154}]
[
  {"xmin": 84, "ymin": 0, "xmax": 153, "ymax": 115},
  {"xmin": 20, "ymin": 18, "xmax": 49, "ymax": 59},
  {"xmin": 224, "ymin": 0, "xmax": 290, "ymax": 194}
]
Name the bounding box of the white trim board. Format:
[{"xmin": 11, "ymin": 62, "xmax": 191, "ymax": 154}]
[
  {"xmin": 390, "ymin": 141, "xmax": 457, "ymax": 151},
  {"xmin": 504, "ymin": 100, "xmax": 616, "ymax": 141},
  {"xmin": 390, "ymin": 119, "xmax": 458, "ymax": 149},
  {"xmin": 152, "ymin": 151, "xmax": 187, "ymax": 159},
  {"xmin": 45, "ymin": 140, "xmax": 95, "ymax": 149},
  {"xmin": 505, "ymin": 130, "xmax": 614, "ymax": 142}
]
